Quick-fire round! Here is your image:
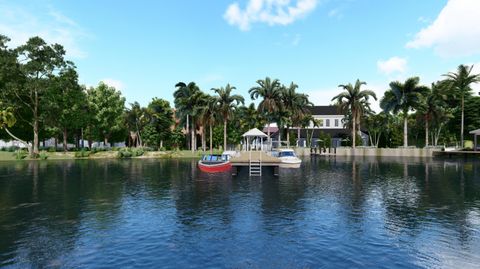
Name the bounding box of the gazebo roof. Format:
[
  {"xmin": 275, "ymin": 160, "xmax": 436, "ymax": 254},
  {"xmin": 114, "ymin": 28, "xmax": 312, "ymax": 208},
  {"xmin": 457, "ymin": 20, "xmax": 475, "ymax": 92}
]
[
  {"xmin": 242, "ymin": 128, "xmax": 268, "ymax": 138},
  {"xmin": 470, "ymin": 129, "xmax": 480, "ymax": 135}
]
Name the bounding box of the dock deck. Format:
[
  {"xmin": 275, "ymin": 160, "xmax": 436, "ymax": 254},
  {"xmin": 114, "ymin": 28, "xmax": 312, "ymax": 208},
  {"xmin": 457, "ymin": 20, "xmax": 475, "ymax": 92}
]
[
  {"xmin": 433, "ymin": 150, "xmax": 480, "ymax": 158},
  {"xmin": 230, "ymin": 151, "xmax": 281, "ymax": 176}
]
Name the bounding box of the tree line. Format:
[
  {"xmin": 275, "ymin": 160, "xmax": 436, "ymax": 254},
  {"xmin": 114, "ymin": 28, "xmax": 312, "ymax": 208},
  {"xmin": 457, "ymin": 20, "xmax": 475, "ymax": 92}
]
[
  {"xmin": 333, "ymin": 66, "xmax": 480, "ymax": 149},
  {"xmin": 1, "ymin": 35, "xmax": 479, "ymax": 157}
]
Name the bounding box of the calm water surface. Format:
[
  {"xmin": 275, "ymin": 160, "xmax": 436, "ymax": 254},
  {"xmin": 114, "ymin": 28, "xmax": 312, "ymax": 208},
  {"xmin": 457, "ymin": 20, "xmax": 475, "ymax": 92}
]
[{"xmin": 0, "ymin": 157, "xmax": 479, "ymax": 268}]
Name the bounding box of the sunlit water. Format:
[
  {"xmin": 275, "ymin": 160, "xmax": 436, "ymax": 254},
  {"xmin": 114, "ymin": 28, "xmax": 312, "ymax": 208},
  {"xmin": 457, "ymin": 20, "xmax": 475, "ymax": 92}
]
[{"xmin": 0, "ymin": 157, "xmax": 479, "ymax": 268}]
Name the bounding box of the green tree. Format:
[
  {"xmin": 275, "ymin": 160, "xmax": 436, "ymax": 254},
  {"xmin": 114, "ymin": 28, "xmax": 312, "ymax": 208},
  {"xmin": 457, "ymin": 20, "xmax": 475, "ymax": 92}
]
[
  {"xmin": 332, "ymin": 79, "xmax": 377, "ymax": 148},
  {"xmin": 3, "ymin": 36, "xmax": 66, "ymax": 156},
  {"xmin": 280, "ymin": 82, "xmax": 313, "ymax": 143},
  {"xmin": 87, "ymin": 82, "xmax": 126, "ymax": 147},
  {"xmin": 442, "ymin": 64, "xmax": 480, "ymax": 147},
  {"xmin": 146, "ymin": 98, "xmax": 174, "ymax": 149},
  {"xmin": 417, "ymin": 82, "xmax": 448, "ymax": 147},
  {"xmin": 380, "ymin": 77, "xmax": 428, "ymax": 147},
  {"xmin": 249, "ymin": 77, "xmax": 282, "ymax": 139},
  {"xmin": 47, "ymin": 65, "xmax": 86, "ymax": 152},
  {"xmin": 174, "ymin": 82, "xmax": 203, "ymax": 152},
  {"xmin": 125, "ymin": 102, "xmax": 147, "ymax": 147},
  {"xmin": 197, "ymin": 95, "xmax": 218, "ymax": 153},
  {"xmin": 212, "ymin": 84, "xmax": 244, "ymax": 151}
]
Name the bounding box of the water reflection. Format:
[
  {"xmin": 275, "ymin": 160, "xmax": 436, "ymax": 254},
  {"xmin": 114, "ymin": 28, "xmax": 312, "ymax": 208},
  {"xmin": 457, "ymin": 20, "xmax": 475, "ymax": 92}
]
[{"xmin": 0, "ymin": 157, "xmax": 479, "ymax": 268}]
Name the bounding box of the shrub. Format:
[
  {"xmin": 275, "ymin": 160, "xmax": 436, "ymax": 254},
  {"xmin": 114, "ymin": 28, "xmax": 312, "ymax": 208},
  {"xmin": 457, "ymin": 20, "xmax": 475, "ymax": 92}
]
[
  {"xmin": 74, "ymin": 150, "xmax": 91, "ymax": 158},
  {"xmin": 47, "ymin": 147, "xmax": 56, "ymax": 152},
  {"xmin": 117, "ymin": 147, "xmax": 145, "ymax": 158},
  {"xmin": 7, "ymin": 146, "xmax": 20, "ymax": 152},
  {"xmin": 39, "ymin": 151, "xmax": 49, "ymax": 160},
  {"xmin": 13, "ymin": 150, "xmax": 28, "ymax": 160}
]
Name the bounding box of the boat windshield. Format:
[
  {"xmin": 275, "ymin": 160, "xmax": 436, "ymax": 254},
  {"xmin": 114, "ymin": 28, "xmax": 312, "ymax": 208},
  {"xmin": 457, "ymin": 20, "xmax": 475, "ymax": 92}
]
[
  {"xmin": 202, "ymin": 155, "xmax": 225, "ymax": 162},
  {"xmin": 279, "ymin": 151, "xmax": 296, "ymax": 157}
]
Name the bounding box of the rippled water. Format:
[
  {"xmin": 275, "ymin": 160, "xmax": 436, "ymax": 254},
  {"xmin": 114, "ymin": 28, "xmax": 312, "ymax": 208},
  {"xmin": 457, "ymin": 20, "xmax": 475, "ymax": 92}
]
[{"xmin": 0, "ymin": 157, "xmax": 479, "ymax": 268}]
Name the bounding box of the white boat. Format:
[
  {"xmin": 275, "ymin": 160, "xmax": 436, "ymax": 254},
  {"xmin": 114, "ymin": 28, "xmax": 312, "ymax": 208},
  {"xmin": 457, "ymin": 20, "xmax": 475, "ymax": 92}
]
[{"xmin": 277, "ymin": 149, "xmax": 302, "ymax": 168}]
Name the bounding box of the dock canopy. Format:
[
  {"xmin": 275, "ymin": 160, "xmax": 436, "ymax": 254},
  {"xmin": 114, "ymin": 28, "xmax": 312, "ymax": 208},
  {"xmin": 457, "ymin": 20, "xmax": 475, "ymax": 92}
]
[
  {"xmin": 242, "ymin": 128, "xmax": 268, "ymax": 138},
  {"xmin": 470, "ymin": 129, "xmax": 480, "ymax": 151},
  {"xmin": 242, "ymin": 128, "xmax": 267, "ymax": 151}
]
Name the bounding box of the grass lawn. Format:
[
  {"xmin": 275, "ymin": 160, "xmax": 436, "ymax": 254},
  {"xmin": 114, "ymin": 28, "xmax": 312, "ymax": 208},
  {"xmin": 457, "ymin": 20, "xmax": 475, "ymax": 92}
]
[{"xmin": 0, "ymin": 149, "xmax": 221, "ymax": 161}]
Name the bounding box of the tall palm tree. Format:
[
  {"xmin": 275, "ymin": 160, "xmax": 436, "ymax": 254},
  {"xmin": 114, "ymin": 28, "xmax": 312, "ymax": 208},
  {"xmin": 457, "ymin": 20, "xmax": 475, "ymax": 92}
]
[
  {"xmin": 197, "ymin": 95, "xmax": 217, "ymax": 153},
  {"xmin": 281, "ymin": 82, "xmax": 313, "ymax": 144},
  {"xmin": 249, "ymin": 77, "xmax": 282, "ymax": 139},
  {"xmin": 380, "ymin": 77, "xmax": 428, "ymax": 147},
  {"xmin": 174, "ymin": 82, "xmax": 202, "ymax": 152},
  {"xmin": 332, "ymin": 79, "xmax": 377, "ymax": 148},
  {"xmin": 418, "ymin": 83, "xmax": 447, "ymax": 147},
  {"xmin": 442, "ymin": 64, "xmax": 480, "ymax": 147},
  {"xmin": 212, "ymin": 84, "xmax": 244, "ymax": 151}
]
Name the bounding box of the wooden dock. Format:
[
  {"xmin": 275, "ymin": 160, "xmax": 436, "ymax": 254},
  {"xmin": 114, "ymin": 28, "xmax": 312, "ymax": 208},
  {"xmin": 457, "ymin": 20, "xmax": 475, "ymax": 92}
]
[
  {"xmin": 433, "ymin": 150, "xmax": 480, "ymax": 158},
  {"xmin": 230, "ymin": 151, "xmax": 281, "ymax": 176}
]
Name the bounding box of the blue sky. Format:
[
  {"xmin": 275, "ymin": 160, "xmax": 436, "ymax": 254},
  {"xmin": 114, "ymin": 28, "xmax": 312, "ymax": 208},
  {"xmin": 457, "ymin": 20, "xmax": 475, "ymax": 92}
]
[{"xmin": 1, "ymin": 0, "xmax": 479, "ymax": 110}]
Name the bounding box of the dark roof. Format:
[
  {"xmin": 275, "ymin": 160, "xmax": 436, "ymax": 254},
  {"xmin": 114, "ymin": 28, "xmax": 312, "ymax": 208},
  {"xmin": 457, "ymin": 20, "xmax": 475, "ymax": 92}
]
[{"xmin": 309, "ymin": 106, "xmax": 341, "ymax": 115}]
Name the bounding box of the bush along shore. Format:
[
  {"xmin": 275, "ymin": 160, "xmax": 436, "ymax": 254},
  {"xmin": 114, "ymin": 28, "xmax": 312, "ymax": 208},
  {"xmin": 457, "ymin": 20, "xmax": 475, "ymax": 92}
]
[{"xmin": 0, "ymin": 147, "xmax": 222, "ymax": 161}]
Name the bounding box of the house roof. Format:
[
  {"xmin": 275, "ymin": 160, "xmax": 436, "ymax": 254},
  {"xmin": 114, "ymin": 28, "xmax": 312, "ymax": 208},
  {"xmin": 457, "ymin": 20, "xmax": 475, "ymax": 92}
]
[
  {"xmin": 243, "ymin": 128, "xmax": 268, "ymax": 138},
  {"xmin": 309, "ymin": 106, "xmax": 342, "ymax": 115}
]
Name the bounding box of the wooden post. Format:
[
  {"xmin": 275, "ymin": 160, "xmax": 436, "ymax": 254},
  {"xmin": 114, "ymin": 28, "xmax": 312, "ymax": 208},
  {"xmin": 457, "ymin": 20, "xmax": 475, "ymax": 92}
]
[{"xmin": 475, "ymin": 134, "xmax": 477, "ymax": 152}]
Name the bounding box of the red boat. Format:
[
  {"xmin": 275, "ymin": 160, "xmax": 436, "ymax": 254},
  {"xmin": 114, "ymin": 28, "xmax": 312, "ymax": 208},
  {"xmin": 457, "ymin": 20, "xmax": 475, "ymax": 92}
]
[{"xmin": 198, "ymin": 154, "xmax": 232, "ymax": 173}]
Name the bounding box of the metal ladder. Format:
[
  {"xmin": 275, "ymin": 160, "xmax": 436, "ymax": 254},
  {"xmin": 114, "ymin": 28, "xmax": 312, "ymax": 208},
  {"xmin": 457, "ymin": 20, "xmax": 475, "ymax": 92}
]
[{"xmin": 249, "ymin": 151, "xmax": 262, "ymax": 176}]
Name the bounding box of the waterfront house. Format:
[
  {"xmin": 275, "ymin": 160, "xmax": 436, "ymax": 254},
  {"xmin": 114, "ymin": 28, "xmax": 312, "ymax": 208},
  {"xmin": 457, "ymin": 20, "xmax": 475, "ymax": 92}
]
[{"xmin": 266, "ymin": 106, "xmax": 369, "ymax": 148}]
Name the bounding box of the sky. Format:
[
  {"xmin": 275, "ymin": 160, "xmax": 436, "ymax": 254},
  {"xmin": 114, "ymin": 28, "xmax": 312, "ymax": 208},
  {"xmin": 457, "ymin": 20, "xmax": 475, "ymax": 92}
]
[{"xmin": 1, "ymin": 0, "xmax": 480, "ymax": 111}]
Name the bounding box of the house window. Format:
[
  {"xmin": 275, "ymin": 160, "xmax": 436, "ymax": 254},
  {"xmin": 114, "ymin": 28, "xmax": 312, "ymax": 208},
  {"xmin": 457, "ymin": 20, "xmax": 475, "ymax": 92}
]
[
  {"xmin": 326, "ymin": 119, "xmax": 330, "ymax": 127},
  {"xmin": 335, "ymin": 119, "xmax": 339, "ymax": 127},
  {"xmin": 319, "ymin": 119, "xmax": 324, "ymax": 127}
]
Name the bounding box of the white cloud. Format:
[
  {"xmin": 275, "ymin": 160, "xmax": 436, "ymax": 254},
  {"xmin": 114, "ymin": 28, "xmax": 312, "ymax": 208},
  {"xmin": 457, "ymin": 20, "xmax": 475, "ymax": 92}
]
[
  {"xmin": 406, "ymin": 0, "xmax": 480, "ymax": 57},
  {"xmin": 101, "ymin": 78, "xmax": 125, "ymax": 91},
  {"xmin": 224, "ymin": 0, "xmax": 318, "ymax": 31},
  {"xmin": 0, "ymin": 3, "xmax": 88, "ymax": 58},
  {"xmin": 377, "ymin": 57, "xmax": 407, "ymax": 76}
]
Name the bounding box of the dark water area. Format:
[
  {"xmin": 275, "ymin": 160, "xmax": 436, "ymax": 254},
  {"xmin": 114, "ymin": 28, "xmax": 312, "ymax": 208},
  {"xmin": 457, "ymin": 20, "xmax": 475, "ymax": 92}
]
[{"xmin": 0, "ymin": 157, "xmax": 479, "ymax": 268}]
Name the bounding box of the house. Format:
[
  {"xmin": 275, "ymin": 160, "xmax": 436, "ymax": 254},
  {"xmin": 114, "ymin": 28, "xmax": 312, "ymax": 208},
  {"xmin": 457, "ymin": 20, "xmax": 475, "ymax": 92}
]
[{"xmin": 266, "ymin": 106, "xmax": 368, "ymax": 148}]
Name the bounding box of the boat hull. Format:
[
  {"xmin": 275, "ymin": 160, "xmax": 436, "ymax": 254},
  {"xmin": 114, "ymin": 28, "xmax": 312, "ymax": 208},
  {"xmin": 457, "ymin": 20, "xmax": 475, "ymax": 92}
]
[{"xmin": 198, "ymin": 161, "xmax": 232, "ymax": 173}]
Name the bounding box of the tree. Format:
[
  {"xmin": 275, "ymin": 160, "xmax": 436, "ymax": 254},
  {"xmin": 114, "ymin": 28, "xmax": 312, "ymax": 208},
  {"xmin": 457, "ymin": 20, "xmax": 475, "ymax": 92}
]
[
  {"xmin": 280, "ymin": 82, "xmax": 313, "ymax": 143},
  {"xmin": 332, "ymin": 79, "xmax": 376, "ymax": 148},
  {"xmin": 249, "ymin": 77, "xmax": 282, "ymax": 139},
  {"xmin": 212, "ymin": 84, "xmax": 244, "ymax": 151},
  {"xmin": 87, "ymin": 82, "xmax": 126, "ymax": 147},
  {"xmin": 174, "ymin": 82, "xmax": 203, "ymax": 152},
  {"xmin": 2, "ymin": 36, "xmax": 66, "ymax": 156},
  {"xmin": 125, "ymin": 102, "xmax": 146, "ymax": 147},
  {"xmin": 380, "ymin": 77, "xmax": 428, "ymax": 147},
  {"xmin": 197, "ymin": 95, "xmax": 218, "ymax": 153},
  {"xmin": 47, "ymin": 65, "xmax": 85, "ymax": 152},
  {"xmin": 417, "ymin": 83, "xmax": 448, "ymax": 147},
  {"xmin": 146, "ymin": 98, "xmax": 174, "ymax": 149},
  {"xmin": 442, "ymin": 64, "xmax": 480, "ymax": 147},
  {"xmin": 364, "ymin": 113, "xmax": 387, "ymax": 147}
]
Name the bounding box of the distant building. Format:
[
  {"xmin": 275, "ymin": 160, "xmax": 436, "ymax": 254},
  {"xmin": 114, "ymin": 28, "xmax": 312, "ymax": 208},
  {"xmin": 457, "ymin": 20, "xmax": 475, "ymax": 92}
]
[{"xmin": 266, "ymin": 105, "xmax": 368, "ymax": 148}]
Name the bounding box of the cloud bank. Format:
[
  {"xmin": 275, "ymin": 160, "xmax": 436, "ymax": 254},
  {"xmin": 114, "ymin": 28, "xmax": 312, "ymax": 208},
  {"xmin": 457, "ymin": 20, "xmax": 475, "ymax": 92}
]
[{"xmin": 377, "ymin": 57, "xmax": 407, "ymax": 75}]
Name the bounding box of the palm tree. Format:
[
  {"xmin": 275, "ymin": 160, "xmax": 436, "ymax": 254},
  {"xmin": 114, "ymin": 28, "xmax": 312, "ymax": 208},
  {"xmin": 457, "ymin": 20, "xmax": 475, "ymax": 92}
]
[
  {"xmin": 174, "ymin": 82, "xmax": 202, "ymax": 152},
  {"xmin": 280, "ymin": 82, "xmax": 313, "ymax": 144},
  {"xmin": 380, "ymin": 77, "xmax": 428, "ymax": 147},
  {"xmin": 442, "ymin": 64, "xmax": 480, "ymax": 147},
  {"xmin": 418, "ymin": 83, "xmax": 447, "ymax": 147},
  {"xmin": 332, "ymin": 79, "xmax": 377, "ymax": 148},
  {"xmin": 249, "ymin": 77, "xmax": 283, "ymax": 140},
  {"xmin": 197, "ymin": 95, "xmax": 217, "ymax": 153},
  {"xmin": 212, "ymin": 84, "xmax": 244, "ymax": 151}
]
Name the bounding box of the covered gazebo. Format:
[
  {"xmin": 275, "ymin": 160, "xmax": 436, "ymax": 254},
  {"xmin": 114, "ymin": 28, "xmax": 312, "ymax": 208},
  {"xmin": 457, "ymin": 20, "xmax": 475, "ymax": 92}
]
[
  {"xmin": 242, "ymin": 128, "xmax": 268, "ymax": 151},
  {"xmin": 470, "ymin": 129, "xmax": 480, "ymax": 151}
]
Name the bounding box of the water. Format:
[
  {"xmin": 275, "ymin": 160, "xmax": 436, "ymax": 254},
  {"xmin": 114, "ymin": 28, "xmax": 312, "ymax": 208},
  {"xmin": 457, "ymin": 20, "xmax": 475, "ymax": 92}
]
[{"xmin": 0, "ymin": 157, "xmax": 479, "ymax": 268}]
